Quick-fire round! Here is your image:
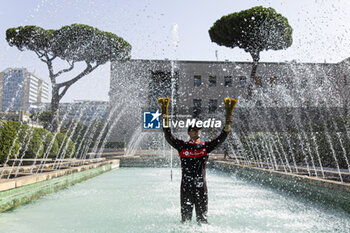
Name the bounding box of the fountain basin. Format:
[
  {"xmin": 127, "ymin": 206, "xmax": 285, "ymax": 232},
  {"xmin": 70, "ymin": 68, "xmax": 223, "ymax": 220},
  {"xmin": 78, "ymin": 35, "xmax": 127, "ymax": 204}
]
[
  {"xmin": 212, "ymin": 161, "xmax": 350, "ymax": 213},
  {"xmin": 0, "ymin": 159, "xmax": 120, "ymax": 212},
  {"xmin": 111, "ymin": 155, "xmax": 350, "ymax": 214},
  {"xmin": 0, "ymin": 167, "xmax": 349, "ymax": 232},
  {"xmin": 1, "ymin": 153, "xmax": 350, "ymax": 217}
]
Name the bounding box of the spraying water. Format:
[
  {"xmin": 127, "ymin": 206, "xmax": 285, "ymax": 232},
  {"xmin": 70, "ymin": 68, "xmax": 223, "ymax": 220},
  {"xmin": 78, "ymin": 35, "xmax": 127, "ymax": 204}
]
[{"xmin": 170, "ymin": 24, "xmax": 179, "ymax": 181}]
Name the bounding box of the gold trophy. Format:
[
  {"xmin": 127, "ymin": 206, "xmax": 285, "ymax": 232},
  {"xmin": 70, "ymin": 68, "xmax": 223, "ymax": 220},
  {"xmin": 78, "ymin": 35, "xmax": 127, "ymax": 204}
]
[
  {"xmin": 224, "ymin": 98, "xmax": 238, "ymax": 132},
  {"xmin": 158, "ymin": 97, "xmax": 170, "ymax": 128}
]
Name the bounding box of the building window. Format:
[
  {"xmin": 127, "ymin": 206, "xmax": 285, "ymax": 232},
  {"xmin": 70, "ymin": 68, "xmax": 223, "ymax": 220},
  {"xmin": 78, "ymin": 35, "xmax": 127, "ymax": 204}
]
[
  {"xmin": 194, "ymin": 75, "xmax": 201, "ymax": 87},
  {"xmin": 239, "ymin": 76, "xmax": 247, "ymax": 87},
  {"xmin": 255, "ymin": 76, "xmax": 262, "ymax": 87},
  {"xmin": 255, "ymin": 100, "xmax": 263, "ymax": 107},
  {"xmin": 270, "ymin": 76, "xmax": 278, "ymax": 86},
  {"xmin": 209, "ymin": 99, "xmax": 217, "ymax": 113},
  {"xmin": 317, "ymin": 76, "xmax": 323, "ymax": 85},
  {"xmin": 2, "ymin": 73, "xmax": 24, "ymax": 112},
  {"xmin": 149, "ymin": 70, "xmax": 174, "ymax": 109},
  {"xmin": 301, "ymin": 79, "xmax": 307, "ymax": 88},
  {"xmin": 193, "ymin": 99, "xmax": 202, "ymax": 117},
  {"xmin": 209, "ymin": 76, "xmax": 216, "ymax": 87},
  {"xmin": 224, "ymin": 76, "xmax": 232, "ymax": 87},
  {"xmin": 285, "ymin": 77, "xmax": 293, "ymax": 89}
]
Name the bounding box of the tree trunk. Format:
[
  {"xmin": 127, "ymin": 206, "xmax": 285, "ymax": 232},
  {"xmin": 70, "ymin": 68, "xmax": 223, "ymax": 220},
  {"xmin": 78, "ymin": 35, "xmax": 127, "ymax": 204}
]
[
  {"xmin": 42, "ymin": 57, "xmax": 99, "ymax": 132},
  {"xmin": 344, "ymin": 75, "xmax": 349, "ymax": 117},
  {"xmin": 248, "ymin": 51, "xmax": 260, "ymax": 99},
  {"xmin": 250, "ymin": 57, "xmax": 259, "ymax": 81},
  {"xmin": 50, "ymin": 86, "xmax": 60, "ymax": 132}
]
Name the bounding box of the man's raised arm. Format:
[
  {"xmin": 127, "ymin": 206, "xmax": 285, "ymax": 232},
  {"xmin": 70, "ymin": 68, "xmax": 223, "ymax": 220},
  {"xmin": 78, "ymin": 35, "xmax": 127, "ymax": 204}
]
[
  {"xmin": 206, "ymin": 98, "xmax": 237, "ymax": 154},
  {"xmin": 158, "ymin": 97, "xmax": 183, "ymax": 151}
]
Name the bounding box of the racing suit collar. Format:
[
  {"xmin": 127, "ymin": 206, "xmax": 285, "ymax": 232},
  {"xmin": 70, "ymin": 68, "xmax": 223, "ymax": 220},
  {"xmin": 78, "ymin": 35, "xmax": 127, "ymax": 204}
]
[{"xmin": 189, "ymin": 139, "xmax": 201, "ymax": 144}]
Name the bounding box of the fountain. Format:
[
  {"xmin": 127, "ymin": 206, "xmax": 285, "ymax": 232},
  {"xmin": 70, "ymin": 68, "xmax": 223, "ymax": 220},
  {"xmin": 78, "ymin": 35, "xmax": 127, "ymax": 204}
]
[
  {"xmin": 1, "ymin": 50, "xmax": 350, "ymax": 231},
  {"xmin": 0, "ymin": 1, "xmax": 350, "ymax": 232}
]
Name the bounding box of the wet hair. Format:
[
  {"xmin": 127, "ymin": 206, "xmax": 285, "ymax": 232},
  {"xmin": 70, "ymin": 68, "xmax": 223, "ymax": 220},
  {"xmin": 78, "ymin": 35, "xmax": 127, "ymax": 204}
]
[{"xmin": 188, "ymin": 125, "xmax": 202, "ymax": 132}]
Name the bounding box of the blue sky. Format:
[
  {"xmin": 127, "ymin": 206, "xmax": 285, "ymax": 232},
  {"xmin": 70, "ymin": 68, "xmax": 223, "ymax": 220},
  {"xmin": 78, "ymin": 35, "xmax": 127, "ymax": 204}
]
[{"xmin": 1, "ymin": 0, "xmax": 350, "ymax": 102}]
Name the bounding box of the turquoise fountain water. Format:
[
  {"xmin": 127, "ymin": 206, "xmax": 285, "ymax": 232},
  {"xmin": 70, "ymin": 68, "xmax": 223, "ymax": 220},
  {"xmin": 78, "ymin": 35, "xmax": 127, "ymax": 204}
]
[{"xmin": 0, "ymin": 168, "xmax": 349, "ymax": 233}]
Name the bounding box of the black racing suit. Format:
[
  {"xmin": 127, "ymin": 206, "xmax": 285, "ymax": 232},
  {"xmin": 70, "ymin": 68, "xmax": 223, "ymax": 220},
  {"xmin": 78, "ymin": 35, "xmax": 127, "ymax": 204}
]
[{"xmin": 163, "ymin": 128, "xmax": 228, "ymax": 223}]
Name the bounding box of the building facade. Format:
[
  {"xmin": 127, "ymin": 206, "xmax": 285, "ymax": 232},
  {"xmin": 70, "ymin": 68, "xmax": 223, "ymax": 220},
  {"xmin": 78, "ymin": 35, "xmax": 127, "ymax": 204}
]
[
  {"xmin": 28, "ymin": 100, "xmax": 109, "ymax": 125},
  {"xmin": 0, "ymin": 68, "xmax": 49, "ymax": 113},
  {"xmin": 59, "ymin": 100, "xmax": 109, "ymax": 124},
  {"xmin": 109, "ymin": 59, "xmax": 350, "ymax": 146}
]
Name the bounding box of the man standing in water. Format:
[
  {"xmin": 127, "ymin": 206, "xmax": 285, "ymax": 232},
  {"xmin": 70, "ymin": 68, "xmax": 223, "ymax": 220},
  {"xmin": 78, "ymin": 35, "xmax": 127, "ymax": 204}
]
[{"xmin": 158, "ymin": 97, "xmax": 236, "ymax": 224}]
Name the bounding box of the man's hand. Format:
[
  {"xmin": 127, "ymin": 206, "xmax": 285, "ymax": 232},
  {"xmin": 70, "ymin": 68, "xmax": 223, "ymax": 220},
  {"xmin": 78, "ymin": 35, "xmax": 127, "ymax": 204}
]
[
  {"xmin": 224, "ymin": 115, "xmax": 233, "ymax": 132},
  {"xmin": 223, "ymin": 98, "xmax": 237, "ymax": 132},
  {"xmin": 161, "ymin": 113, "xmax": 168, "ymax": 126},
  {"xmin": 226, "ymin": 115, "xmax": 233, "ymax": 125}
]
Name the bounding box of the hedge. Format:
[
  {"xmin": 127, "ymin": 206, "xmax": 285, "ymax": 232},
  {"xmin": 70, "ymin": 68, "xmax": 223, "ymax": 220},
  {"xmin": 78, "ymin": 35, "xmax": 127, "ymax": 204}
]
[
  {"xmin": 240, "ymin": 116, "xmax": 350, "ymax": 170},
  {"xmin": 0, "ymin": 120, "xmax": 99, "ymax": 164},
  {"xmin": 21, "ymin": 126, "xmax": 44, "ymax": 158},
  {"xmin": 56, "ymin": 133, "xmax": 76, "ymax": 158},
  {"xmin": 0, "ymin": 121, "xmax": 20, "ymax": 163},
  {"xmin": 31, "ymin": 128, "xmax": 58, "ymax": 158},
  {"xmin": 89, "ymin": 141, "xmax": 126, "ymax": 149}
]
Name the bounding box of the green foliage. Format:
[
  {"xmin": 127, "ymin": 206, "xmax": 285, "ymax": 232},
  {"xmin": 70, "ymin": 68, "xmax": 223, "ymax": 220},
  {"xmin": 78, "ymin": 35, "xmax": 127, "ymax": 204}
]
[
  {"xmin": 0, "ymin": 121, "xmax": 20, "ymax": 163},
  {"xmin": 5, "ymin": 25, "xmax": 54, "ymax": 52},
  {"xmin": 88, "ymin": 141, "xmax": 126, "ymax": 149},
  {"xmin": 0, "ymin": 121, "xmax": 77, "ymax": 161},
  {"xmin": 62, "ymin": 119, "xmax": 124, "ymax": 154},
  {"xmin": 52, "ymin": 24, "xmax": 132, "ymax": 63},
  {"xmin": 34, "ymin": 128, "xmax": 59, "ymax": 158},
  {"xmin": 61, "ymin": 120, "xmax": 87, "ymax": 142},
  {"xmin": 89, "ymin": 120, "xmax": 108, "ymax": 143},
  {"xmin": 30, "ymin": 111, "xmax": 53, "ymax": 131},
  {"xmin": 62, "ymin": 120, "xmax": 88, "ymax": 155},
  {"xmin": 6, "ymin": 121, "xmax": 64, "ymax": 159},
  {"xmin": 0, "ymin": 121, "xmax": 44, "ymax": 159},
  {"xmin": 2, "ymin": 121, "xmax": 45, "ymax": 159},
  {"xmin": 63, "ymin": 120, "xmax": 110, "ymax": 155},
  {"xmin": 5, "ymin": 121, "xmax": 29, "ymax": 150},
  {"xmin": 209, "ymin": 6, "xmax": 292, "ymax": 56},
  {"xmin": 23, "ymin": 129, "xmax": 44, "ymax": 158},
  {"xmin": 103, "ymin": 141, "xmax": 126, "ymax": 149},
  {"xmin": 6, "ymin": 24, "xmax": 132, "ymax": 64},
  {"xmin": 13, "ymin": 122, "xmax": 44, "ymax": 159},
  {"xmin": 56, "ymin": 133, "xmax": 75, "ymax": 158}
]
